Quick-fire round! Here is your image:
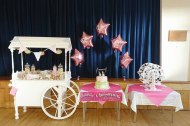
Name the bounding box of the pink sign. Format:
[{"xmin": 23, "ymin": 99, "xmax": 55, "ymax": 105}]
[
  {"xmin": 128, "ymin": 84, "xmax": 173, "ymax": 106},
  {"xmin": 80, "ymin": 83, "xmax": 122, "ymax": 104},
  {"xmin": 10, "ymin": 87, "xmax": 17, "ymax": 96}
]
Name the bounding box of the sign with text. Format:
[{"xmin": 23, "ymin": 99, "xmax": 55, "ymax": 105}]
[{"xmin": 80, "ymin": 91, "xmax": 122, "ymax": 102}]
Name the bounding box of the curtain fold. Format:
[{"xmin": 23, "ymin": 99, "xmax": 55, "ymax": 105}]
[{"xmin": 0, "ymin": 0, "xmax": 160, "ymax": 78}]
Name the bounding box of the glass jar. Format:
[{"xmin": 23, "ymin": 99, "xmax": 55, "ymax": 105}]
[
  {"xmin": 58, "ymin": 64, "xmax": 63, "ymax": 73},
  {"xmin": 52, "ymin": 65, "xmax": 57, "ymax": 80},
  {"xmin": 24, "ymin": 63, "xmax": 30, "ymax": 74},
  {"xmin": 31, "ymin": 64, "xmax": 35, "ymax": 73},
  {"xmin": 58, "ymin": 64, "xmax": 64, "ymax": 80}
]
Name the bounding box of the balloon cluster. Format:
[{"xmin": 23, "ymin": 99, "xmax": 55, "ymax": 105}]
[
  {"xmin": 137, "ymin": 63, "xmax": 164, "ymax": 90},
  {"xmin": 71, "ymin": 18, "xmax": 133, "ymax": 68}
]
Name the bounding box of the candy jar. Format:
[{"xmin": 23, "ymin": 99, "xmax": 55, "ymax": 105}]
[
  {"xmin": 31, "ymin": 64, "xmax": 36, "ymax": 73},
  {"xmin": 58, "ymin": 64, "xmax": 63, "ymax": 73},
  {"xmin": 52, "ymin": 65, "xmax": 58, "ymax": 80},
  {"xmin": 58, "ymin": 64, "xmax": 64, "ymax": 80},
  {"xmin": 24, "ymin": 63, "xmax": 30, "ymax": 74}
]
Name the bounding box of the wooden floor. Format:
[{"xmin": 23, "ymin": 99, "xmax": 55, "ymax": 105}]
[{"xmin": 0, "ymin": 108, "xmax": 190, "ymax": 126}]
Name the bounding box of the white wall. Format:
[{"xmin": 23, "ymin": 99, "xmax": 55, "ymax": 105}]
[{"xmin": 161, "ymin": 0, "xmax": 190, "ymax": 81}]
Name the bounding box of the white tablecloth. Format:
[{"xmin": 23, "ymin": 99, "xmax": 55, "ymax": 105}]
[{"xmin": 125, "ymin": 84, "xmax": 183, "ymax": 112}]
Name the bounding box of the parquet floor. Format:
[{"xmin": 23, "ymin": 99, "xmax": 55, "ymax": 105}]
[{"xmin": 0, "ymin": 108, "xmax": 190, "ymax": 126}]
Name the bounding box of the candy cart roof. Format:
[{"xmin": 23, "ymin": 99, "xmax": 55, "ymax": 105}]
[{"xmin": 8, "ymin": 36, "xmax": 72, "ymax": 50}]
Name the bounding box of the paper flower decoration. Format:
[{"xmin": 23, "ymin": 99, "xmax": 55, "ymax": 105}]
[
  {"xmin": 24, "ymin": 49, "xmax": 31, "ymax": 54},
  {"xmin": 137, "ymin": 63, "xmax": 164, "ymax": 91},
  {"xmin": 71, "ymin": 49, "xmax": 84, "ymax": 66},
  {"xmin": 120, "ymin": 52, "xmax": 133, "ymax": 68},
  {"xmin": 111, "ymin": 34, "xmax": 127, "ymax": 52},
  {"xmin": 40, "ymin": 51, "xmax": 45, "ymax": 56},
  {"xmin": 56, "ymin": 49, "xmax": 62, "ymax": 54},
  {"xmin": 80, "ymin": 32, "xmax": 93, "ymax": 49},
  {"xmin": 96, "ymin": 18, "xmax": 110, "ymax": 37}
]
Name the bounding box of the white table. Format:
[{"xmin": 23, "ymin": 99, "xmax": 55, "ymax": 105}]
[{"xmin": 125, "ymin": 84, "xmax": 183, "ymax": 123}]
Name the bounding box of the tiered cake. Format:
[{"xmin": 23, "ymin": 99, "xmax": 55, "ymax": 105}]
[{"xmin": 95, "ymin": 76, "xmax": 109, "ymax": 89}]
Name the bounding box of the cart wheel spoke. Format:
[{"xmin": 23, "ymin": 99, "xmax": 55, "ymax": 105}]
[
  {"xmin": 62, "ymin": 94, "xmax": 75, "ymax": 101},
  {"xmin": 67, "ymin": 97, "xmax": 74, "ymax": 104},
  {"xmin": 43, "ymin": 96, "xmax": 57, "ymax": 102},
  {"xmin": 61, "ymin": 106, "xmax": 68, "ymax": 116},
  {"xmin": 51, "ymin": 88, "xmax": 58, "ymax": 99},
  {"xmin": 45, "ymin": 102, "xmax": 57, "ymax": 109},
  {"xmin": 55, "ymin": 109, "xmax": 58, "ymax": 117},
  {"xmin": 64, "ymin": 102, "xmax": 74, "ymax": 107}
]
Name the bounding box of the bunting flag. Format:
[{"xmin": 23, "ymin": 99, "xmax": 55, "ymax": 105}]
[
  {"xmin": 18, "ymin": 46, "xmax": 28, "ymax": 54},
  {"xmin": 33, "ymin": 52, "xmax": 41, "ymax": 61},
  {"xmin": 49, "ymin": 44, "xmax": 56, "ymax": 53}
]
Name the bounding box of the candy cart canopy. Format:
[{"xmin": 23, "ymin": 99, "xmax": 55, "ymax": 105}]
[{"xmin": 8, "ymin": 36, "xmax": 72, "ymax": 51}]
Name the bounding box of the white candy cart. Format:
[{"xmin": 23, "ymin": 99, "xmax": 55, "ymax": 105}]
[{"xmin": 8, "ymin": 36, "xmax": 79, "ymax": 120}]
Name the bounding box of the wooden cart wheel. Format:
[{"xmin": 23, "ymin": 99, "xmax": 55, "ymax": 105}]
[
  {"xmin": 41, "ymin": 84, "xmax": 78, "ymax": 120},
  {"xmin": 70, "ymin": 81, "xmax": 79, "ymax": 96}
]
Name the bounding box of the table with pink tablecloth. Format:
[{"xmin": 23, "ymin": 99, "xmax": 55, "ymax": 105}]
[
  {"xmin": 80, "ymin": 83, "xmax": 127, "ymax": 121},
  {"xmin": 125, "ymin": 84, "xmax": 183, "ymax": 123}
]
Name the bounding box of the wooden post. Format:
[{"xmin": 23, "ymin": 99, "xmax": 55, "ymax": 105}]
[
  {"xmin": 69, "ymin": 51, "xmax": 71, "ymax": 72},
  {"xmin": 21, "ymin": 52, "xmax": 24, "ymax": 71},
  {"xmin": 11, "ymin": 49, "xmax": 14, "ymax": 74},
  {"xmin": 65, "ymin": 50, "xmax": 67, "ymax": 72}
]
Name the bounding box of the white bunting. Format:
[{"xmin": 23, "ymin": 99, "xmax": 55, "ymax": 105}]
[
  {"xmin": 49, "ymin": 44, "xmax": 56, "ymax": 53},
  {"xmin": 33, "ymin": 52, "xmax": 41, "ymax": 61}
]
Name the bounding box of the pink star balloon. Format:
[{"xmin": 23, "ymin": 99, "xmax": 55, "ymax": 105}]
[
  {"xmin": 80, "ymin": 32, "xmax": 93, "ymax": 49},
  {"xmin": 96, "ymin": 18, "xmax": 110, "ymax": 37},
  {"xmin": 111, "ymin": 34, "xmax": 127, "ymax": 52},
  {"xmin": 120, "ymin": 52, "xmax": 133, "ymax": 68},
  {"xmin": 71, "ymin": 49, "xmax": 84, "ymax": 66}
]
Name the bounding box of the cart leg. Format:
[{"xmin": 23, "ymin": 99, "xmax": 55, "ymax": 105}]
[
  {"xmin": 14, "ymin": 97, "xmax": 19, "ymax": 119},
  {"xmin": 23, "ymin": 106, "xmax": 27, "ymax": 113}
]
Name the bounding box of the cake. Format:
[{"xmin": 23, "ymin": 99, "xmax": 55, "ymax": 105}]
[{"xmin": 95, "ymin": 76, "xmax": 109, "ymax": 89}]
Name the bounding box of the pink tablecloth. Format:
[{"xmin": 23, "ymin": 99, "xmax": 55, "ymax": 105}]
[
  {"xmin": 80, "ymin": 83, "xmax": 122, "ymax": 105},
  {"xmin": 128, "ymin": 84, "xmax": 173, "ymax": 106}
]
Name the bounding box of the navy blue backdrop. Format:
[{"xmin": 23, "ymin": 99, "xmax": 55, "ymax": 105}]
[{"xmin": 0, "ymin": 0, "xmax": 160, "ymax": 78}]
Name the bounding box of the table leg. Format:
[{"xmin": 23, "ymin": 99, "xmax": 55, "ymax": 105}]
[
  {"xmin": 117, "ymin": 102, "xmax": 120, "ymax": 121},
  {"xmin": 134, "ymin": 111, "xmax": 137, "ymax": 123},
  {"xmin": 115, "ymin": 102, "xmax": 117, "ymax": 112},
  {"xmin": 160, "ymin": 106, "xmax": 164, "ymax": 113},
  {"xmin": 83, "ymin": 103, "xmax": 86, "ymax": 122},
  {"xmin": 171, "ymin": 107, "xmax": 174, "ymax": 124}
]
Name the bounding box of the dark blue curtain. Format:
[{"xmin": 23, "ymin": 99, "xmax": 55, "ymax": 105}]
[{"xmin": 0, "ymin": 0, "xmax": 160, "ymax": 78}]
